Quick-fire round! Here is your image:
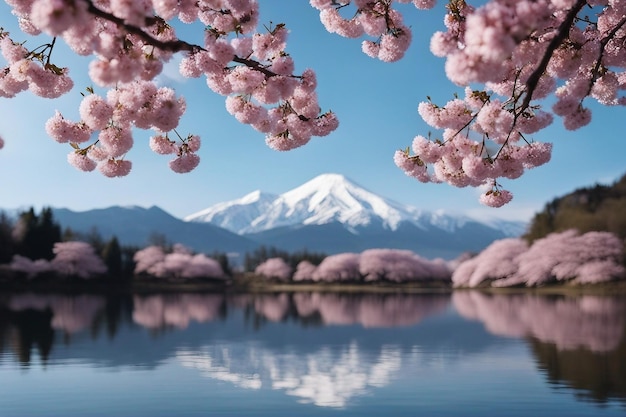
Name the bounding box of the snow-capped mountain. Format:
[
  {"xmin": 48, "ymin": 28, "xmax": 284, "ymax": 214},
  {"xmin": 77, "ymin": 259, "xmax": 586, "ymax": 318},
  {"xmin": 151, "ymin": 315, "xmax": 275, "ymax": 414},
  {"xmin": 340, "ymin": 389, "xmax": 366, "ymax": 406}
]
[
  {"xmin": 185, "ymin": 173, "xmax": 526, "ymax": 259},
  {"xmin": 186, "ymin": 173, "xmax": 525, "ymax": 236},
  {"xmin": 185, "ymin": 190, "xmax": 278, "ymax": 234},
  {"xmin": 3, "ymin": 174, "xmax": 525, "ymax": 261}
]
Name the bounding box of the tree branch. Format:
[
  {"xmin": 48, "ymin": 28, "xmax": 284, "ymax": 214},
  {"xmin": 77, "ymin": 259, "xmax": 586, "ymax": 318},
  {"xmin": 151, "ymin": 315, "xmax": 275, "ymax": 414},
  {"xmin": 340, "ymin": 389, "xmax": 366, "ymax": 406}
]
[
  {"xmin": 84, "ymin": 0, "xmax": 201, "ymax": 53},
  {"xmin": 84, "ymin": 0, "xmax": 285, "ymax": 79},
  {"xmin": 520, "ymin": 0, "xmax": 587, "ymax": 113}
]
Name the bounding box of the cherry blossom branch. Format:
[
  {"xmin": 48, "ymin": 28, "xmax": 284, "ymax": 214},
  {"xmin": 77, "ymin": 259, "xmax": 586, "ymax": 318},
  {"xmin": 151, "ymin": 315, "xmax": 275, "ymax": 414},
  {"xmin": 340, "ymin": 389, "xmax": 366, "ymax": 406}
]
[
  {"xmin": 587, "ymin": 14, "xmax": 626, "ymax": 94},
  {"xmin": 85, "ymin": 0, "xmax": 289, "ymax": 80},
  {"xmin": 84, "ymin": 0, "xmax": 201, "ymax": 53},
  {"xmin": 519, "ymin": 0, "xmax": 586, "ymax": 113}
]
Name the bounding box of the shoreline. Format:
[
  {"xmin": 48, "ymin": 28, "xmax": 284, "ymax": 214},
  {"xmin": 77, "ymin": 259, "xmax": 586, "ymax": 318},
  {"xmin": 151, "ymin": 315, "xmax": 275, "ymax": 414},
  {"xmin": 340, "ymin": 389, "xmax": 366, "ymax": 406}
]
[{"xmin": 1, "ymin": 274, "xmax": 626, "ymax": 295}]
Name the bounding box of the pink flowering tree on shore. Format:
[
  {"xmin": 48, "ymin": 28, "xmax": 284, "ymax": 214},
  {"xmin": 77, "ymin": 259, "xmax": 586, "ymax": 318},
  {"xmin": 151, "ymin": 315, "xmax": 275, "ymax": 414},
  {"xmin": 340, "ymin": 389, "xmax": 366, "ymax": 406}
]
[
  {"xmin": 10, "ymin": 241, "xmax": 107, "ymax": 278},
  {"xmin": 1, "ymin": 1, "xmax": 626, "ymax": 205},
  {"xmin": 286, "ymin": 249, "xmax": 451, "ymax": 282},
  {"xmin": 312, "ymin": 252, "xmax": 362, "ymax": 282},
  {"xmin": 452, "ymin": 230, "xmax": 625, "ymax": 287},
  {"xmin": 133, "ymin": 244, "xmax": 225, "ymax": 280},
  {"xmin": 358, "ymin": 248, "xmax": 450, "ymax": 282},
  {"xmin": 254, "ymin": 257, "xmax": 293, "ymax": 281},
  {"xmin": 292, "ymin": 260, "xmax": 318, "ymax": 282}
]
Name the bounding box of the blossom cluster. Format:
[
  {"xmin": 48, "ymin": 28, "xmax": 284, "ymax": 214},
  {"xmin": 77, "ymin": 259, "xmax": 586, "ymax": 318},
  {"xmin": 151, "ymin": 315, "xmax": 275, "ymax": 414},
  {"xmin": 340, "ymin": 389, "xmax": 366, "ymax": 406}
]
[
  {"xmin": 1, "ymin": 0, "xmax": 338, "ymax": 175},
  {"xmin": 452, "ymin": 229, "xmax": 625, "ymax": 287},
  {"xmin": 44, "ymin": 80, "xmax": 194, "ymax": 176},
  {"xmin": 179, "ymin": 22, "xmax": 338, "ymax": 151},
  {"xmin": 394, "ymin": 87, "xmax": 553, "ymax": 206},
  {"xmin": 133, "ymin": 244, "xmax": 225, "ymax": 279},
  {"xmin": 10, "ymin": 241, "xmax": 107, "ymax": 279},
  {"xmin": 309, "ymin": 0, "xmax": 434, "ymax": 62},
  {"xmin": 392, "ymin": 0, "xmax": 626, "ymax": 206},
  {"xmin": 254, "ymin": 248, "xmax": 451, "ymax": 282},
  {"xmin": 0, "ymin": 31, "xmax": 73, "ymax": 98},
  {"xmin": 3, "ymin": 0, "xmax": 626, "ymax": 207}
]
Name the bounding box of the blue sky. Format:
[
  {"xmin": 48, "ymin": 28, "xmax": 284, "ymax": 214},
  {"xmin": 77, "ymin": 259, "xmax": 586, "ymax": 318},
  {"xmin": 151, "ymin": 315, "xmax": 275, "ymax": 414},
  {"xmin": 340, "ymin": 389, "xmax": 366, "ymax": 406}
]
[{"xmin": 1, "ymin": 1, "xmax": 624, "ymax": 222}]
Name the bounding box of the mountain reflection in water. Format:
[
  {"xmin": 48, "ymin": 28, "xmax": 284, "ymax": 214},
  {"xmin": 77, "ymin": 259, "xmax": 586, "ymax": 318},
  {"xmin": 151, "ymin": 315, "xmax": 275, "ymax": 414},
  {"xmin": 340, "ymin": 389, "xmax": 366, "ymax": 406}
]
[{"xmin": 1, "ymin": 291, "xmax": 625, "ymax": 414}]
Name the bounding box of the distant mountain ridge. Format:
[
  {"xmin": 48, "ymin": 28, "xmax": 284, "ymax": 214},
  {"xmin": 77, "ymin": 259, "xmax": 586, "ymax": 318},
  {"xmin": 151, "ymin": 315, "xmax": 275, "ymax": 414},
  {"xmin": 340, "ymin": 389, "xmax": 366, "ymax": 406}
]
[
  {"xmin": 51, "ymin": 205, "xmax": 259, "ymax": 254},
  {"xmin": 185, "ymin": 173, "xmax": 525, "ymax": 235},
  {"xmin": 185, "ymin": 173, "xmax": 527, "ymax": 259},
  {"xmin": 4, "ymin": 174, "xmax": 526, "ymax": 260}
]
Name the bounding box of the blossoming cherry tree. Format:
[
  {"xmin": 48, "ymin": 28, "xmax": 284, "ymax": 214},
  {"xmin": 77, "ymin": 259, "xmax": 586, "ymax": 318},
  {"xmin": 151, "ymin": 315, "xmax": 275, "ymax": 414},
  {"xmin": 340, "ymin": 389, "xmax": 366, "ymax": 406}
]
[{"xmin": 2, "ymin": 0, "xmax": 626, "ymax": 206}]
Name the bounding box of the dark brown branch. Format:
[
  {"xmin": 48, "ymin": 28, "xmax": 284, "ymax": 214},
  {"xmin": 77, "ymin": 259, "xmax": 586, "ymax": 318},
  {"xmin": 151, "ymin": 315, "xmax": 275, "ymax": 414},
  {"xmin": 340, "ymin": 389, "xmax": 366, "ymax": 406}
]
[
  {"xmin": 84, "ymin": 0, "xmax": 286, "ymax": 79},
  {"xmin": 232, "ymin": 56, "xmax": 278, "ymax": 78},
  {"xmin": 84, "ymin": 0, "xmax": 201, "ymax": 53},
  {"xmin": 493, "ymin": 0, "xmax": 587, "ymax": 161},
  {"xmin": 587, "ymin": 14, "xmax": 626, "ymax": 94},
  {"xmin": 520, "ymin": 0, "xmax": 587, "ymax": 113}
]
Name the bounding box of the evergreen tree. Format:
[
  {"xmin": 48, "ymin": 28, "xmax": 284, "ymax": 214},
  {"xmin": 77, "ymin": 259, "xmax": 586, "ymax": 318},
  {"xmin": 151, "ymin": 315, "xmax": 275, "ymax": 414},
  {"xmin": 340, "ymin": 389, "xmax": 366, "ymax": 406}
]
[
  {"xmin": 102, "ymin": 237, "xmax": 123, "ymax": 278},
  {"xmin": 525, "ymin": 173, "xmax": 626, "ymax": 243},
  {"xmin": 211, "ymin": 251, "xmax": 232, "ymax": 277},
  {"xmin": 0, "ymin": 212, "xmax": 15, "ymax": 263},
  {"xmin": 14, "ymin": 207, "xmax": 62, "ymax": 260}
]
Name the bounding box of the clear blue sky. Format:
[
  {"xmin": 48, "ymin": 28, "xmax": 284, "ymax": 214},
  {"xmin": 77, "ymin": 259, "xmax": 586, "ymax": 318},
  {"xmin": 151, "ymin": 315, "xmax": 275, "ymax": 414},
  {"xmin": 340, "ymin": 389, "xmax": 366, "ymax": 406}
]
[{"xmin": 1, "ymin": 2, "xmax": 624, "ymax": 222}]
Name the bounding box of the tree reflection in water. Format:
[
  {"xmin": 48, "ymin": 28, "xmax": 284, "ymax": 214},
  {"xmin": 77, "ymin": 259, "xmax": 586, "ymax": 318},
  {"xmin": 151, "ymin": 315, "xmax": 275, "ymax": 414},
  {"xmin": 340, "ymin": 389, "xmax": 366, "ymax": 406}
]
[
  {"xmin": 1, "ymin": 291, "xmax": 625, "ymax": 407},
  {"xmin": 453, "ymin": 291, "xmax": 626, "ymax": 404}
]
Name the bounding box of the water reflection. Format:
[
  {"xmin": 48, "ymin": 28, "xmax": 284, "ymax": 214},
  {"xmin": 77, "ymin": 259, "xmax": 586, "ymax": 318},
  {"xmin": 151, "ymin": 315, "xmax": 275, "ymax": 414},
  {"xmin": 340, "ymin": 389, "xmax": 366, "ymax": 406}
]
[
  {"xmin": 9, "ymin": 294, "xmax": 106, "ymax": 335},
  {"xmin": 178, "ymin": 343, "xmax": 403, "ymax": 407},
  {"xmin": 1, "ymin": 291, "xmax": 626, "ymax": 412},
  {"xmin": 132, "ymin": 294, "xmax": 225, "ymax": 329},
  {"xmin": 292, "ymin": 293, "xmax": 450, "ymax": 327},
  {"xmin": 453, "ymin": 291, "xmax": 626, "ymax": 404},
  {"xmin": 453, "ymin": 292, "xmax": 625, "ymax": 352}
]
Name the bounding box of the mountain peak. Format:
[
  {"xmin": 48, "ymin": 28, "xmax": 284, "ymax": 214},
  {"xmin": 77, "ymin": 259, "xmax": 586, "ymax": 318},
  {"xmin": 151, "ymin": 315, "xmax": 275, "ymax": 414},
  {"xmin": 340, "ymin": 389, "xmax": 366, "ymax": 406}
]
[
  {"xmin": 193, "ymin": 173, "xmax": 423, "ymax": 234},
  {"xmin": 281, "ymin": 173, "xmax": 361, "ymax": 205},
  {"xmin": 184, "ymin": 173, "xmax": 525, "ymax": 239},
  {"xmin": 184, "ymin": 190, "xmax": 277, "ymax": 231},
  {"xmin": 307, "ymin": 173, "xmax": 349, "ymax": 185}
]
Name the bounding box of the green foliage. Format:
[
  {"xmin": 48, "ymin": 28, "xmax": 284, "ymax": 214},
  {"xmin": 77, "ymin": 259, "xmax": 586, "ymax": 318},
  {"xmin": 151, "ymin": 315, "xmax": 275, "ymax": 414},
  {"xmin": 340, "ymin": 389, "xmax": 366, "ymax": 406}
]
[
  {"xmin": 148, "ymin": 232, "xmax": 171, "ymax": 250},
  {"xmin": 0, "ymin": 212, "xmax": 15, "ymax": 263},
  {"xmin": 211, "ymin": 251, "xmax": 232, "ymax": 277},
  {"xmin": 101, "ymin": 237, "xmax": 123, "ymax": 278},
  {"xmin": 120, "ymin": 245, "xmax": 139, "ymax": 278},
  {"xmin": 525, "ymin": 173, "xmax": 626, "ymax": 243},
  {"xmin": 14, "ymin": 207, "xmax": 62, "ymax": 260}
]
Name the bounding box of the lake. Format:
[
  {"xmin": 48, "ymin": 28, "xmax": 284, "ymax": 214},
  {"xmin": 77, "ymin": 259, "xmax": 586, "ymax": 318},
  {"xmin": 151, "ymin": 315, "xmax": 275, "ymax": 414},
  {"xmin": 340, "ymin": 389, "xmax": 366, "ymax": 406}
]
[{"xmin": 1, "ymin": 290, "xmax": 625, "ymax": 416}]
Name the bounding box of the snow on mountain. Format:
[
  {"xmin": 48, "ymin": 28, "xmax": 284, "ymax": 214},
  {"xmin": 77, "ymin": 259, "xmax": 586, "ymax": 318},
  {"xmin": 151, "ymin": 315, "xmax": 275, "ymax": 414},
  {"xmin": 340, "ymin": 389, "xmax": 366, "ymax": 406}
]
[
  {"xmin": 184, "ymin": 190, "xmax": 277, "ymax": 233},
  {"xmin": 247, "ymin": 173, "xmax": 430, "ymax": 234},
  {"xmin": 185, "ymin": 173, "xmax": 525, "ymax": 236}
]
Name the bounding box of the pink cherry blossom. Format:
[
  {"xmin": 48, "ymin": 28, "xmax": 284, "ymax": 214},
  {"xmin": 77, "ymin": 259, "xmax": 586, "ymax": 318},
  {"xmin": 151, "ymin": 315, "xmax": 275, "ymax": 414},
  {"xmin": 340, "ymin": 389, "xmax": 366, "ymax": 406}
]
[
  {"xmin": 2, "ymin": 0, "xmax": 626, "ymax": 207},
  {"xmin": 134, "ymin": 245, "xmax": 225, "ymax": 279},
  {"xmin": 45, "ymin": 111, "xmax": 91, "ymax": 144},
  {"xmin": 169, "ymin": 152, "xmax": 200, "ymax": 173},
  {"xmin": 79, "ymin": 94, "xmax": 113, "ymax": 130},
  {"xmin": 255, "ymin": 257, "xmax": 292, "ymax": 281},
  {"xmin": 50, "ymin": 241, "xmax": 107, "ymax": 278},
  {"xmin": 292, "ymin": 260, "xmax": 318, "ymax": 282},
  {"xmin": 479, "ymin": 188, "xmax": 513, "ymax": 208},
  {"xmin": 98, "ymin": 159, "xmax": 132, "ymax": 177},
  {"xmin": 453, "ymin": 230, "xmax": 625, "ymax": 288},
  {"xmin": 67, "ymin": 152, "xmax": 97, "ymax": 172},
  {"xmin": 149, "ymin": 134, "xmax": 178, "ymax": 155}
]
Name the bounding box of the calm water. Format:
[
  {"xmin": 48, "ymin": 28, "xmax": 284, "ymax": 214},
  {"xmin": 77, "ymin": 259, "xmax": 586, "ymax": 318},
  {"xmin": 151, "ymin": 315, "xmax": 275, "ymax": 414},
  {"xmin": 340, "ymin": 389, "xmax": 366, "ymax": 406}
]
[{"xmin": 1, "ymin": 291, "xmax": 625, "ymax": 416}]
